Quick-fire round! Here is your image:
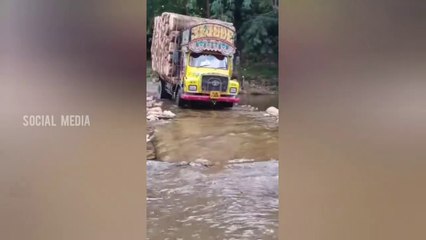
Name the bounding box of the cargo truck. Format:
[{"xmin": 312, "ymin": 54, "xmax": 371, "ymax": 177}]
[{"xmin": 151, "ymin": 12, "xmax": 240, "ymax": 108}]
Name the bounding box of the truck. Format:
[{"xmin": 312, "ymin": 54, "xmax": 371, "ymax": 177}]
[{"xmin": 151, "ymin": 12, "xmax": 240, "ymax": 108}]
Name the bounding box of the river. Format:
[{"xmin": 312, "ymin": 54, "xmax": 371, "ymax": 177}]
[{"xmin": 147, "ymin": 81, "xmax": 279, "ymax": 239}]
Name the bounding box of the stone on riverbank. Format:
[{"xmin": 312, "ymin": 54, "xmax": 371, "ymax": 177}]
[
  {"xmin": 153, "ymin": 102, "xmax": 163, "ymax": 107},
  {"xmin": 148, "ymin": 107, "xmax": 162, "ymax": 114},
  {"xmin": 147, "ymin": 107, "xmax": 176, "ymax": 121},
  {"xmin": 146, "ymin": 96, "xmax": 177, "ymax": 160},
  {"xmin": 161, "ymin": 110, "xmax": 176, "ymax": 119},
  {"xmin": 147, "ymin": 115, "xmax": 159, "ymax": 121}
]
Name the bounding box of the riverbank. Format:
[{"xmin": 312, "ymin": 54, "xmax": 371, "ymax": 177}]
[
  {"xmin": 240, "ymin": 82, "xmax": 278, "ymax": 95},
  {"xmin": 238, "ymin": 62, "xmax": 278, "ymax": 95}
]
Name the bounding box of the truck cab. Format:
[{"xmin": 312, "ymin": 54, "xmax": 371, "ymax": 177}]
[
  {"xmin": 160, "ymin": 22, "xmax": 240, "ymax": 108},
  {"xmin": 178, "ymin": 51, "xmax": 240, "ymax": 107}
]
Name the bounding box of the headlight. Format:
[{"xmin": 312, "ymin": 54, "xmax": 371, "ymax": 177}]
[
  {"xmin": 230, "ymin": 87, "xmax": 237, "ymax": 93},
  {"xmin": 189, "ymin": 85, "xmax": 197, "ymax": 91}
]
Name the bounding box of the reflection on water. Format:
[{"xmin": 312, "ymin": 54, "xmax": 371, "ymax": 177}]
[{"xmin": 147, "ymin": 160, "xmax": 279, "ymax": 240}]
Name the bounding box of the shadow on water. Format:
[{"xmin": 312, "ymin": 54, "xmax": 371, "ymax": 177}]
[{"xmin": 182, "ymin": 101, "xmax": 235, "ymax": 110}]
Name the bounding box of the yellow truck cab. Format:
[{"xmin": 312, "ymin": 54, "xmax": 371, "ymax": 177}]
[{"xmin": 158, "ymin": 22, "xmax": 240, "ymax": 108}]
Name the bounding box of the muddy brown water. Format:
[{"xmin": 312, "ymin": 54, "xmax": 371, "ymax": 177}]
[
  {"xmin": 147, "ymin": 160, "xmax": 278, "ymax": 240},
  {"xmin": 147, "ymin": 81, "xmax": 279, "ymax": 239},
  {"xmin": 154, "ymin": 105, "xmax": 278, "ymax": 164},
  {"xmin": 239, "ymin": 94, "xmax": 278, "ymax": 111}
]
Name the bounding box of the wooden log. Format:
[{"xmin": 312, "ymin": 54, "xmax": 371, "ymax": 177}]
[
  {"xmin": 168, "ymin": 43, "xmax": 177, "ymax": 52},
  {"xmin": 151, "ymin": 12, "xmax": 236, "ymax": 82},
  {"xmin": 164, "ymin": 12, "xmax": 235, "ymax": 31}
]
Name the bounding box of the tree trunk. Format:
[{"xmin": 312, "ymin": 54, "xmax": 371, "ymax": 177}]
[
  {"xmin": 272, "ymin": 0, "xmax": 279, "ymax": 11},
  {"xmin": 206, "ymin": 0, "xmax": 210, "ymax": 18},
  {"xmin": 233, "ymin": 0, "xmax": 244, "ymax": 54}
]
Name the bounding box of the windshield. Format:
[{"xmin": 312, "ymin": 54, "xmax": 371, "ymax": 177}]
[{"xmin": 189, "ymin": 53, "xmax": 228, "ymax": 69}]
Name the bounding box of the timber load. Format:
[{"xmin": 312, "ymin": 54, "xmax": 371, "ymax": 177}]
[{"xmin": 151, "ymin": 12, "xmax": 235, "ymax": 83}]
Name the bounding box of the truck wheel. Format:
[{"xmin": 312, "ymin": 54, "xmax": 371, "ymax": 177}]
[
  {"xmin": 175, "ymin": 88, "xmax": 185, "ymax": 108},
  {"xmin": 158, "ymin": 79, "xmax": 171, "ymax": 99}
]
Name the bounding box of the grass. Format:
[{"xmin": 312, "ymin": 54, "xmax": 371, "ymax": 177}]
[{"xmin": 240, "ymin": 62, "xmax": 278, "ymax": 86}]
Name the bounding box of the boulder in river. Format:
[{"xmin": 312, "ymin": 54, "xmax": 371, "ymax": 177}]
[
  {"xmin": 266, "ymin": 106, "xmax": 279, "ymax": 116},
  {"xmin": 148, "ymin": 107, "xmax": 162, "ymax": 114},
  {"xmin": 147, "ymin": 114, "xmax": 159, "ymax": 121},
  {"xmin": 147, "ymin": 106, "xmax": 176, "ymax": 121},
  {"xmin": 161, "ymin": 110, "xmax": 176, "ymax": 119},
  {"xmin": 153, "ymin": 102, "xmax": 163, "ymax": 107}
]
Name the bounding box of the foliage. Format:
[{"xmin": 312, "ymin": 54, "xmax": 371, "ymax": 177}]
[
  {"xmin": 147, "ymin": 0, "xmax": 279, "ymax": 65},
  {"xmin": 240, "ymin": 7, "xmax": 278, "ymax": 62}
]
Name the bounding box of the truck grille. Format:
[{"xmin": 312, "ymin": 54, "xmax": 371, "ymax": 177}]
[{"xmin": 201, "ymin": 75, "xmax": 228, "ymax": 92}]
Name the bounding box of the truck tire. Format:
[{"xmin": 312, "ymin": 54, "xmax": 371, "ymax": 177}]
[
  {"xmin": 158, "ymin": 79, "xmax": 171, "ymax": 99},
  {"xmin": 175, "ymin": 87, "xmax": 185, "ymax": 108}
]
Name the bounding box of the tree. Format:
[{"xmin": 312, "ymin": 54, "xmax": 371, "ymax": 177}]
[
  {"xmin": 239, "ymin": 0, "xmax": 279, "ymax": 62},
  {"xmin": 209, "ymin": 0, "xmax": 279, "ymax": 62},
  {"xmin": 147, "ymin": 0, "xmax": 187, "ymax": 58},
  {"xmin": 147, "ymin": 0, "xmax": 279, "ymax": 63}
]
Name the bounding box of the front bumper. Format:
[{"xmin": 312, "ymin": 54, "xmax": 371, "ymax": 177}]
[{"xmin": 181, "ymin": 94, "xmax": 240, "ymax": 103}]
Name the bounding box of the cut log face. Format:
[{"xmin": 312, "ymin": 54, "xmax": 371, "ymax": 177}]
[{"xmin": 151, "ymin": 12, "xmax": 235, "ymax": 85}]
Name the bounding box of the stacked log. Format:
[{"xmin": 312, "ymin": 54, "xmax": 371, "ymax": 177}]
[{"xmin": 151, "ymin": 12, "xmax": 235, "ymax": 84}]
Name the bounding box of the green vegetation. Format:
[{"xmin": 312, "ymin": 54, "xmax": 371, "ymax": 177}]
[
  {"xmin": 241, "ymin": 63, "xmax": 278, "ymax": 84},
  {"xmin": 146, "ymin": 60, "xmax": 152, "ymax": 75},
  {"xmin": 147, "ymin": 0, "xmax": 279, "ymax": 87}
]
